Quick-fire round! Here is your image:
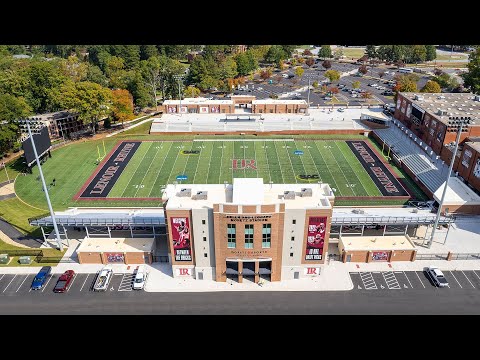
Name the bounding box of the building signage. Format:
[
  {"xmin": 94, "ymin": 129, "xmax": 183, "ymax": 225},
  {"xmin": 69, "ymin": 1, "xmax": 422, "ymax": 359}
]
[
  {"xmin": 304, "ymin": 267, "xmax": 321, "ymax": 276},
  {"xmin": 305, "ymin": 216, "xmax": 326, "ymax": 261},
  {"xmin": 225, "ymin": 215, "xmax": 272, "ymax": 222},
  {"xmin": 180, "ymin": 106, "xmax": 187, "ymax": 113},
  {"xmin": 232, "ymin": 159, "xmax": 257, "ymax": 170},
  {"xmin": 229, "ymin": 250, "xmax": 269, "ymax": 256},
  {"xmin": 294, "ymin": 150, "xmax": 304, "ymax": 155},
  {"xmin": 170, "ymin": 217, "xmax": 193, "ymax": 261},
  {"xmin": 372, "ymin": 251, "xmax": 389, "ymax": 261},
  {"xmin": 106, "ymin": 253, "xmax": 124, "ymax": 263},
  {"xmin": 200, "ymin": 106, "xmax": 208, "ymax": 114},
  {"xmin": 462, "ymin": 149, "xmax": 472, "ymax": 168},
  {"xmin": 167, "ymin": 106, "xmax": 177, "ymax": 113},
  {"xmin": 175, "ymin": 268, "xmax": 192, "ymax": 276},
  {"xmin": 79, "ymin": 141, "xmax": 141, "ymax": 198},
  {"xmin": 297, "ymin": 174, "xmax": 320, "ymax": 182},
  {"xmin": 176, "ymin": 175, "xmax": 188, "ymax": 181},
  {"xmin": 346, "ymin": 141, "xmax": 409, "ymax": 197},
  {"xmin": 406, "ymin": 104, "xmax": 412, "ymax": 118}
]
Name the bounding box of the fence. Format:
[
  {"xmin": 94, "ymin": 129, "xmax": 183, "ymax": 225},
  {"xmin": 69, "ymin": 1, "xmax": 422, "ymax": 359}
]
[
  {"xmin": 35, "ymin": 255, "xmax": 74, "ymax": 264},
  {"xmin": 415, "ymin": 253, "xmax": 449, "ymax": 260},
  {"xmin": 1, "ymin": 250, "xmax": 43, "ymax": 257},
  {"xmin": 449, "ymin": 253, "xmax": 480, "ymax": 260}
]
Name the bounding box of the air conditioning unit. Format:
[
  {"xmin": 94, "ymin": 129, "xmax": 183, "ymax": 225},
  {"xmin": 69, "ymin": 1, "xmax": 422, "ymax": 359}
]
[
  {"xmin": 192, "ymin": 191, "xmax": 208, "ymax": 200},
  {"xmin": 414, "ymin": 95, "xmax": 424, "ymax": 101},
  {"xmin": 437, "ymin": 109, "xmax": 448, "ymax": 116},
  {"xmin": 284, "ymin": 191, "xmax": 296, "ymax": 200},
  {"xmin": 351, "ymin": 209, "xmax": 365, "ymax": 214},
  {"xmin": 300, "ymin": 188, "xmax": 313, "ymax": 197},
  {"xmin": 177, "ymin": 188, "xmax": 191, "ymax": 197}
]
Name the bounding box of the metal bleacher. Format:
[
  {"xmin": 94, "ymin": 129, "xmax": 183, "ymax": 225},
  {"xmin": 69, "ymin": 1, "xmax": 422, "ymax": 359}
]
[{"xmin": 374, "ymin": 120, "xmax": 449, "ymax": 194}]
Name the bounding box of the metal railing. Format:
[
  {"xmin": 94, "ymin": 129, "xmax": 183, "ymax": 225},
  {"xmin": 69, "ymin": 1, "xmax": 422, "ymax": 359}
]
[
  {"xmin": 415, "ymin": 253, "xmax": 449, "ymax": 260},
  {"xmin": 450, "ymin": 253, "xmax": 480, "ymax": 260},
  {"xmin": 1, "ymin": 250, "xmax": 43, "ymax": 257}
]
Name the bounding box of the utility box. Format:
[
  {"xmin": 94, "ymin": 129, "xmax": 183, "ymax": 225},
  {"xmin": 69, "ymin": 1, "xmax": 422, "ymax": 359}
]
[
  {"xmin": 0, "ymin": 254, "xmax": 9, "ymax": 264},
  {"xmin": 18, "ymin": 256, "xmax": 31, "ymax": 264}
]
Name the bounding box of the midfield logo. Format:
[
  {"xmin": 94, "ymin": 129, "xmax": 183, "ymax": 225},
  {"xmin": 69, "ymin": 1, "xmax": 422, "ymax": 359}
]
[{"xmin": 232, "ymin": 159, "xmax": 257, "ymax": 170}]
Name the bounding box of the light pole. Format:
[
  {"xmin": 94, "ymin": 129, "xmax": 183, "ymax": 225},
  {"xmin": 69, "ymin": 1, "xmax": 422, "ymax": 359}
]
[
  {"xmin": 428, "ymin": 117, "xmax": 473, "ymax": 248},
  {"xmin": 25, "ymin": 121, "xmax": 63, "ymax": 251},
  {"xmin": 305, "ymin": 74, "xmax": 314, "ymax": 116},
  {"xmin": 173, "ymin": 74, "xmax": 184, "ymax": 117}
]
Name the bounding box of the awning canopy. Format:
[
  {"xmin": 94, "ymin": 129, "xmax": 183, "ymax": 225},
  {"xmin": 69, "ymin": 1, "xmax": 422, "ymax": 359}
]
[
  {"xmin": 241, "ymin": 268, "xmax": 255, "ymax": 276},
  {"xmin": 258, "ymin": 268, "xmax": 271, "ymax": 275},
  {"xmin": 225, "ymin": 268, "xmax": 238, "ymax": 275}
]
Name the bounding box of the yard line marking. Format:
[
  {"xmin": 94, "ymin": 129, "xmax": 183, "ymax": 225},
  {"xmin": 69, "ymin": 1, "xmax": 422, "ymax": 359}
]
[
  {"xmin": 415, "ymin": 271, "xmax": 426, "ymax": 288},
  {"xmin": 461, "ymin": 271, "xmax": 475, "ymax": 288},
  {"xmin": 68, "ymin": 274, "xmax": 78, "ymax": 291},
  {"xmin": 287, "ymin": 140, "xmax": 306, "ymax": 181},
  {"xmin": 204, "ymin": 141, "xmax": 215, "ymax": 183},
  {"xmin": 272, "ymin": 141, "xmax": 285, "ymax": 184},
  {"xmin": 311, "ymin": 141, "xmax": 341, "ymax": 195},
  {"xmin": 148, "ymin": 141, "xmax": 174, "ymax": 197},
  {"xmin": 403, "ymin": 271, "xmax": 413, "ymax": 289},
  {"xmin": 326, "ymin": 141, "xmax": 357, "ymax": 197},
  {"xmin": 80, "ymin": 274, "xmax": 90, "ymax": 291},
  {"xmin": 448, "ymin": 271, "xmax": 462, "ymax": 289},
  {"xmin": 16, "ymin": 275, "xmax": 29, "ymax": 292},
  {"xmin": 119, "ymin": 142, "xmax": 152, "ymax": 198},
  {"xmin": 42, "ymin": 275, "xmax": 53, "ymax": 292},
  {"xmin": 133, "ymin": 144, "xmax": 162, "ymax": 197},
  {"xmin": 251, "ymin": 139, "xmax": 259, "ymax": 179},
  {"xmin": 3, "ymin": 275, "xmax": 16, "ymax": 293},
  {"xmin": 283, "ymin": 140, "xmax": 298, "ymax": 183}
]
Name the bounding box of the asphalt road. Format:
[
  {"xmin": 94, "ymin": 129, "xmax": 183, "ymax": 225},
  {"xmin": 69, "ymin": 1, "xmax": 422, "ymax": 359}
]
[{"xmin": 2, "ymin": 271, "xmax": 480, "ymax": 314}]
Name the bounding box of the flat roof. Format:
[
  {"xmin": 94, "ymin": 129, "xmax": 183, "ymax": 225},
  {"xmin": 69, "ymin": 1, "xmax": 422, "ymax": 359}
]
[
  {"xmin": 400, "ymin": 92, "xmax": 480, "ymax": 126},
  {"xmin": 164, "ymin": 178, "xmax": 333, "ymax": 210},
  {"xmin": 466, "ymin": 141, "xmax": 480, "ymax": 153},
  {"xmin": 163, "ymin": 97, "xmax": 232, "ymax": 105},
  {"xmin": 434, "ymin": 177, "xmax": 480, "ymax": 205},
  {"xmin": 339, "ymin": 235, "xmax": 416, "ymax": 251},
  {"xmin": 233, "ymin": 178, "xmax": 264, "ymax": 204},
  {"xmin": 252, "ymin": 99, "xmax": 307, "ymax": 105},
  {"xmin": 361, "ymin": 109, "xmax": 389, "ymax": 120},
  {"xmin": 77, "ymin": 237, "xmax": 155, "ymax": 253}
]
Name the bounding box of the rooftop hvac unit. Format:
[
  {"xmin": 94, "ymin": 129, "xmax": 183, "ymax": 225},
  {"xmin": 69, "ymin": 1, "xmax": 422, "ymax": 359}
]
[
  {"xmin": 192, "ymin": 191, "xmax": 208, "ymax": 200},
  {"xmin": 300, "ymin": 188, "xmax": 313, "ymax": 197},
  {"xmin": 284, "ymin": 191, "xmax": 296, "ymax": 200},
  {"xmin": 414, "ymin": 95, "xmax": 424, "ymax": 101},
  {"xmin": 474, "ymin": 95, "xmax": 480, "ymax": 101},
  {"xmin": 177, "ymin": 188, "xmax": 191, "ymax": 197},
  {"xmin": 351, "ymin": 209, "xmax": 365, "ymax": 214},
  {"xmin": 437, "ymin": 109, "xmax": 448, "ymax": 116}
]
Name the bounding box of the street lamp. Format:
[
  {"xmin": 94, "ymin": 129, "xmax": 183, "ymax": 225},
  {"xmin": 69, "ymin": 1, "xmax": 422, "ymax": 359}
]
[
  {"xmin": 173, "ymin": 74, "xmax": 184, "ymax": 117},
  {"xmin": 305, "ymin": 74, "xmax": 315, "ymax": 116},
  {"xmin": 24, "ymin": 120, "xmax": 63, "ymax": 251},
  {"xmin": 428, "ymin": 116, "xmax": 474, "ymax": 248}
]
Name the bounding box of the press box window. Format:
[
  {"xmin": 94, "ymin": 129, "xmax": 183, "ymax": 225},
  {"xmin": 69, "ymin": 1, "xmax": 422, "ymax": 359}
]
[
  {"xmin": 203, "ymin": 236, "xmax": 207, "ymax": 242},
  {"xmin": 245, "ymin": 224, "xmax": 254, "ymax": 249},
  {"xmin": 290, "ymin": 252, "xmax": 294, "ymax": 257},
  {"xmin": 262, "ymin": 224, "xmax": 271, "ymax": 249},
  {"xmin": 202, "ymin": 220, "xmax": 206, "ymax": 225},
  {"xmin": 291, "ymin": 236, "xmax": 295, "ymax": 241},
  {"xmin": 292, "ymin": 219, "xmax": 296, "ymax": 225},
  {"xmin": 227, "ymin": 224, "xmax": 236, "ymax": 249}
]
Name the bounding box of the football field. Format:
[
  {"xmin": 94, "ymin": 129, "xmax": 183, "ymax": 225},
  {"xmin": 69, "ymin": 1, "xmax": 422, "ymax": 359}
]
[{"xmin": 76, "ymin": 139, "xmax": 409, "ymax": 200}]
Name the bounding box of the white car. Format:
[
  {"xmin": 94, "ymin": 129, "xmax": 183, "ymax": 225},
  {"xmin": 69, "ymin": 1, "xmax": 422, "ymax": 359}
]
[
  {"xmin": 338, "ymin": 108, "xmax": 345, "ymax": 112},
  {"xmin": 282, "ymin": 73, "xmax": 289, "ymax": 78},
  {"xmin": 133, "ymin": 265, "xmax": 147, "ymax": 290},
  {"xmin": 351, "ymin": 93, "xmax": 358, "ymax": 98},
  {"xmin": 93, "ymin": 266, "xmax": 113, "ymax": 292},
  {"xmin": 426, "ymin": 266, "xmax": 449, "ymax": 287},
  {"xmin": 371, "ymin": 83, "xmax": 379, "ymax": 88},
  {"xmin": 257, "ymin": 87, "xmax": 263, "ymax": 91}
]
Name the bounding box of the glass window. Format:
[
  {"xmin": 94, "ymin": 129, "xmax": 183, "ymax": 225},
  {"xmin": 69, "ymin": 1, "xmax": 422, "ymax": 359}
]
[
  {"xmin": 292, "ymin": 219, "xmax": 296, "ymax": 224},
  {"xmin": 245, "ymin": 224, "xmax": 254, "ymax": 249},
  {"xmin": 227, "ymin": 224, "xmax": 236, "ymax": 249},
  {"xmin": 262, "ymin": 224, "xmax": 271, "ymax": 248},
  {"xmin": 202, "ymin": 220, "xmax": 206, "ymax": 225}
]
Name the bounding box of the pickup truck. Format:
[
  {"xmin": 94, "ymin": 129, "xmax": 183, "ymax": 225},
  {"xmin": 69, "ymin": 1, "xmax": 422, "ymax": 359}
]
[
  {"xmin": 53, "ymin": 270, "xmax": 75, "ymax": 293},
  {"xmin": 93, "ymin": 266, "xmax": 113, "ymax": 291}
]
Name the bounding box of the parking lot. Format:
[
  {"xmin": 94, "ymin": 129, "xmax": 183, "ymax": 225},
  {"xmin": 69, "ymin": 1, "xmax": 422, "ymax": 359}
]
[
  {"xmin": 0, "ymin": 272, "xmax": 143, "ymax": 296},
  {"xmin": 350, "ymin": 270, "xmax": 480, "ymax": 291}
]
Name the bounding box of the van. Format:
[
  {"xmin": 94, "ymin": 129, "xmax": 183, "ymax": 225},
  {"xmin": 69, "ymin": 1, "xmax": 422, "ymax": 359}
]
[{"xmin": 133, "ymin": 265, "xmax": 147, "ymax": 290}]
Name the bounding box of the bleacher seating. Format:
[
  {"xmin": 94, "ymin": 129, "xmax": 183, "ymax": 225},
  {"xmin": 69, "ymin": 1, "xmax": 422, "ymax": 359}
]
[{"xmin": 374, "ymin": 123, "xmax": 448, "ymax": 194}]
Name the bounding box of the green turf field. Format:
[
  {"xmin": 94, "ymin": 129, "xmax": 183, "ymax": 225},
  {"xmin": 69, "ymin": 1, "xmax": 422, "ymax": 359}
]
[
  {"xmin": 14, "ymin": 137, "xmax": 419, "ymax": 210},
  {"xmin": 107, "ymin": 139, "xmax": 385, "ymax": 198}
]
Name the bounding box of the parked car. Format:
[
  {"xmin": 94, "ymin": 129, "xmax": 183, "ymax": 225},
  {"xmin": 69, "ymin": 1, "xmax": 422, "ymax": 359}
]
[
  {"xmin": 53, "ymin": 270, "xmax": 75, "ymax": 293},
  {"xmin": 133, "ymin": 265, "xmax": 147, "ymax": 290},
  {"xmin": 342, "ymin": 88, "xmax": 350, "ymax": 92},
  {"xmin": 93, "ymin": 266, "xmax": 113, "ymax": 292},
  {"xmin": 257, "ymin": 87, "xmax": 263, "ymax": 91},
  {"xmin": 324, "ymin": 96, "xmax": 332, "ymax": 100},
  {"xmin": 31, "ymin": 266, "xmax": 52, "ymax": 290},
  {"xmin": 282, "ymin": 73, "xmax": 289, "ymax": 78},
  {"xmin": 382, "ymin": 90, "xmax": 394, "ymax": 96},
  {"xmin": 426, "ymin": 266, "xmax": 449, "ymax": 287},
  {"xmin": 338, "ymin": 108, "xmax": 345, "ymax": 112},
  {"xmin": 351, "ymin": 93, "xmax": 358, "ymax": 98}
]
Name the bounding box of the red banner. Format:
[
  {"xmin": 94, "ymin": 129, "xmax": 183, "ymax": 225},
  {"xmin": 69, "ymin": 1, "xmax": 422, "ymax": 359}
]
[
  {"xmin": 170, "ymin": 217, "xmax": 192, "ymax": 262},
  {"xmin": 106, "ymin": 253, "xmax": 124, "ymax": 263},
  {"xmin": 372, "ymin": 251, "xmax": 389, "ymax": 261},
  {"xmin": 305, "ymin": 216, "xmax": 326, "ymax": 261}
]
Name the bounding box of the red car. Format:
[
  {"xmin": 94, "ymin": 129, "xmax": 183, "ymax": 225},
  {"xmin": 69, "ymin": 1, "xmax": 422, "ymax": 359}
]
[{"xmin": 53, "ymin": 270, "xmax": 75, "ymax": 293}]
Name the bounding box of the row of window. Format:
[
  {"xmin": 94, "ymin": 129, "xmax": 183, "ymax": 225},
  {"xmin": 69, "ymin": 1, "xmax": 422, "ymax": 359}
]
[{"xmin": 227, "ymin": 224, "xmax": 271, "ymax": 249}]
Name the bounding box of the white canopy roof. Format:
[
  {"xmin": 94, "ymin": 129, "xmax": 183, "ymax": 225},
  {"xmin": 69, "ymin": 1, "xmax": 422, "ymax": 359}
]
[{"xmin": 434, "ymin": 177, "xmax": 480, "ymax": 206}]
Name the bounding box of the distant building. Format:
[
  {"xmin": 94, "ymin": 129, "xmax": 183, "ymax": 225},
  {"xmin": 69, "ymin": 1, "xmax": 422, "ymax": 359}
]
[
  {"xmin": 17, "ymin": 110, "xmax": 86, "ymax": 141},
  {"xmin": 231, "ymin": 45, "xmax": 247, "ymax": 54}
]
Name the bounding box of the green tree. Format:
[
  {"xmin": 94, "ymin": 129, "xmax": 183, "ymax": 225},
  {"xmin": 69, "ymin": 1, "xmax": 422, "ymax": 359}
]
[
  {"xmin": 421, "ymin": 80, "xmax": 441, "ymax": 93},
  {"xmin": 425, "ymin": 45, "xmax": 437, "ymax": 61},
  {"xmin": 295, "ymin": 66, "xmax": 304, "ymax": 78},
  {"xmin": 0, "ymin": 122, "xmax": 19, "ymax": 155},
  {"xmin": 411, "ymin": 45, "xmax": 427, "ymax": 64},
  {"xmin": 324, "ymin": 69, "xmax": 340, "ymax": 82},
  {"xmin": 60, "ymin": 55, "xmax": 88, "ymax": 82},
  {"xmin": 318, "ymin": 45, "xmax": 332, "ymax": 59},
  {"xmin": 140, "ymin": 45, "xmax": 159, "ymax": 60},
  {"xmin": 365, "ymin": 45, "xmax": 377, "ymax": 59},
  {"xmin": 219, "ymin": 56, "xmax": 238, "ymax": 80},
  {"xmin": 0, "ymin": 94, "xmax": 32, "ymax": 121},
  {"xmin": 265, "ymin": 45, "xmax": 287, "ymax": 66},
  {"xmin": 58, "ymin": 81, "xmax": 112, "ymax": 135},
  {"xmin": 184, "ymin": 86, "xmax": 201, "ymax": 97},
  {"xmin": 104, "ymin": 56, "xmax": 128, "ymax": 89},
  {"xmin": 86, "ymin": 64, "xmax": 108, "ymax": 87},
  {"xmin": 462, "ymin": 47, "xmax": 480, "ymax": 94},
  {"xmin": 333, "ymin": 47, "xmax": 344, "ymax": 59},
  {"xmin": 235, "ymin": 53, "xmax": 252, "ymax": 76},
  {"xmin": 140, "ymin": 56, "xmax": 162, "ymax": 110},
  {"xmin": 312, "ymin": 81, "xmax": 319, "ymax": 88}
]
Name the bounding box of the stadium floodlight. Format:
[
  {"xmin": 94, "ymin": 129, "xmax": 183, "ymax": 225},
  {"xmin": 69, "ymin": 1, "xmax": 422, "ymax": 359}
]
[
  {"xmin": 427, "ymin": 117, "xmax": 474, "ymax": 248},
  {"xmin": 173, "ymin": 74, "xmax": 185, "ymax": 117},
  {"xmin": 25, "ymin": 121, "xmax": 63, "ymax": 251}
]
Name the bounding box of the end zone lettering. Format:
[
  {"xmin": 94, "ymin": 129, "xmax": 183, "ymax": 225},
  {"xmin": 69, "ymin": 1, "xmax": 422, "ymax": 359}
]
[{"xmin": 90, "ymin": 166, "xmax": 119, "ymax": 195}]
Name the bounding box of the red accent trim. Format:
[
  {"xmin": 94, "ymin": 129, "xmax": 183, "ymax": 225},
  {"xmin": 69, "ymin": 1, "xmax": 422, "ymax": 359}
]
[
  {"xmin": 75, "ymin": 197, "xmax": 163, "ymax": 202},
  {"xmin": 73, "ymin": 141, "xmax": 123, "ymax": 201}
]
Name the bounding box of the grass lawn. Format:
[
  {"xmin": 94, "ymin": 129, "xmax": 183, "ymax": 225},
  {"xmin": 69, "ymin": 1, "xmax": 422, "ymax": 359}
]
[
  {"xmin": 116, "ymin": 120, "xmax": 154, "ymax": 136},
  {"xmin": 435, "ymin": 54, "xmax": 468, "ymax": 61},
  {"xmin": 0, "ymin": 197, "xmax": 46, "ymax": 235},
  {"xmin": 0, "ymin": 163, "xmax": 19, "ymax": 184},
  {"xmin": 341, "ymin": 47, "xmax": 365, "ymax": 59}
]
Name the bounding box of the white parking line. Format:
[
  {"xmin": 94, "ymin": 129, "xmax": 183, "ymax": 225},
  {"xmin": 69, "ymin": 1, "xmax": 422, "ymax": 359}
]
[
  {"xmin": 415, "ymin": 271, "xmax": 426, "ymax": 288},
  {"xmin": 3, "ymin": 275, "xmax": 16, "ymax": 293},
  {"xmin": 41, "ymin": 275, "xmax": 53, "ymax": 292},
  {"xmin": 473, "ymin": 270, "xmax": 480, "ymax": 281},
  {"xmin": 68, "ymin": 274, "xmax": 78, "ymax": 291},
  {"xmin": 80, "ymin": 274, "xmax": 90, "ymax": 291},
  {"xmin": 447, "ymin": 271, "xmax": 462, "ymax": 289},
  {"xmin": 461, "ymin": 271, "xmax": 475, "ymax": 288},
  {"xmin": 0, "ymin": 274, "xmax": 5, "ymax": 282},
  {"xmin": 16, "ymin": 275, "xmax": 29, "ymax": 292},
  {"xmin": 403, "ymin": 272, "xmax": 414, "ymax": 289}
]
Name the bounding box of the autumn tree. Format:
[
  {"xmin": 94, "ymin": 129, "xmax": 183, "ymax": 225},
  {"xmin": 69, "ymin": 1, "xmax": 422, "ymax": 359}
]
[
  {"xmin": 328, "ymin": 86, "xmax": 339, "ymax": 94},
  {"xmin": 358, "ymin": 65, "xmax": 368, "ymax": 75},
  {"xmin": 324, "ymin": 69, "xmax": 340, "ymax": 83},
  {"xmin": 302, "ymin": 49, "xmax": 312, "ymax": 56},
  {"xmin": 295, "ymin": 66, "xmax": 304, "ymax": 78},
  {"xmin": 378, "ymin": 70, "xmax": 385, "ymax": 79},
  {"xmin": 361, "ymin": 91, "xmax": 373, "ymax": 104},
  {"xmin": 312, "ymin": 81, "xmax": 319, "ymax": 88},
  {"xmin": 420, "ymin": 80, "xmax": 441, "ymax": 93},
  {"xmin": 352, "ymin": 81, "xmax": 361, "ymax": 89},
  {"xmin": 305, "ymin": 57, "xmax": 315, "ymax": 67},
  {"xmin": 184, "ymin": 86, "xmax": 201, "ymax": 97},
  {"xmin": 322, "ymin": 60, "xmax": 332, "ymax": 70},
  {"xmin": 111, "ymin": 89, "xmax": 134, "ymax": 125},
  {"xmin": 260, "ymin": 68, "xmax": 273, "ymax": 80},
  {"xmin": 333, "ymin": 47, "xmax": 344, "ymax": 59}
]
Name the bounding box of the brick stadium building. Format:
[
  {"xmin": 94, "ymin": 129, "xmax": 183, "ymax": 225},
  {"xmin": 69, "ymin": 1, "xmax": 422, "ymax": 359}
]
[
  {"xmin": 17, "ymin": 110, "xmax": 85, "ymax": 141},
  {"xmin": 163, "ymin": 96, "xmax": 308, "ymax": 115}
]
